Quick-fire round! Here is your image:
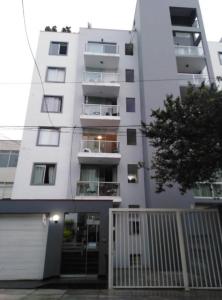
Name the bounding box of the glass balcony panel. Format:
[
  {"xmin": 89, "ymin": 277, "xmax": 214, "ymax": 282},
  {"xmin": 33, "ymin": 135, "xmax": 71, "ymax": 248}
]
[
  {"xmin": 0, "ymin": 183, "xmax": 13, "ymax": 199},
  {"xmin": 213, "ymin": 184, "xmax": 222, "ymax": 197},
  {"xmin": 99, "ymin": 182, "xmax": 119, "ymax": 196},
  {"xmin": 84, "ymin": 72, "xmax": 119, "ymax": 83},
  {"xmin": 81, "ymin": 140, "xmax": 119, "ymax": 153},
  {"xmin": 77, "ymin": 181, "xmax": 98, "ymax": 196},
  {"xmin": 82, "ymin": 104, "xmax": 119, "ymax": 116},
  {"xmin": 86, "ymin": 43, "xmax": 118, "ymax": 54},
  {"xmin": 76, "ymin": 181, "xmax": 120, "ymax": 197},
  {"xmin": 175, "ymin": 46, "xmax": 204, "ymax": 56}
]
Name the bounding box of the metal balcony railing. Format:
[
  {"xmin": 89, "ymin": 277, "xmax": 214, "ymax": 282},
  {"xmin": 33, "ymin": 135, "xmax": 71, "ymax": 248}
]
[
  {"xmin": 82, "ymin": 104, "xmax": 120, "ymax": 117},
  {"xmin": 80, "ymin": 140, "xmax": 120, "ymax": 154},
  {"xmin": 83, "ymin": 71, "xmax": 119, "ymax": 83},
  {"xmin": 77, "ymin": 181, "xmax": 120, "ymax": 197},
  {"xmin": 85, "ymin": 43, "xmax": 119, "ymax": 54},
  {"xmin": 175, "ymin": 46, "xmax": 204, "ymax": 57}
]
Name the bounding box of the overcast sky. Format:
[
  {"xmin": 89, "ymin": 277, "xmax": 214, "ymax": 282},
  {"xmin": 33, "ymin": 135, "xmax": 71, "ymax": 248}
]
[{"xmin": 0, "ymin": 0, "xmax": 222, "ymax": 140}]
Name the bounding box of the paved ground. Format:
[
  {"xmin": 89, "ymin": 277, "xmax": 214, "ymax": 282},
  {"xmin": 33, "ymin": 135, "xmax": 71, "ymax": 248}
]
[{"xmin": 0, "ymin": 289, "xmax": 222, "ymax": 300}]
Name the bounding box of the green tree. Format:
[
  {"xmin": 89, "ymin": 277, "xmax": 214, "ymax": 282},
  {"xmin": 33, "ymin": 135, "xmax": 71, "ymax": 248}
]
[{"xmin": 141, "ymin": 83, "xmax": 222, "ymax": 194}]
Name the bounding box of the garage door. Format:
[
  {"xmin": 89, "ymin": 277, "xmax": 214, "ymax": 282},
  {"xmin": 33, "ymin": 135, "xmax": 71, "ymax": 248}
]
[{"xmin": 0, "ymin": 214, "xmax": 49, "ymax": 280}]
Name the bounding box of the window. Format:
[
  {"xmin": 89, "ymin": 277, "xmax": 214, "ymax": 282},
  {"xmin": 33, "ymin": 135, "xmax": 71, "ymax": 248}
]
[
  {"xmin": 126, "ymin": 69, "xmax": 134, "ymax": 82},
  {"xmin": 128, "ymin": 164, "xmax": 138, "ymax": 183},
  {"xmin": 42, "ymin": 96, "xmax": 63, "ymax": 113},
  {"xmin": 219, "ymin": 52, "xmax": 222, "ymax": 65},
  {"xmin": 128, "ymin": 205, "xmax": 140, "ymax": 208},
  {"xmin": 125, "ymin": 43, "xmax": 133, "ymax": 55},
  {"xmin": 130, "ymin": 254, "xmax": 141, "ymax": 266},
  {"xmin": 37, "ymin": 128, "xmax": 60, "ymax": 146},
  {"xmin": 0, "ymin": 151, "xmax": 19, "ymax": 168},
  {"xmin": 49, "ymin": 42, "xmax": 68, "ymax": 55},
  {"xmin": 127, "ymin": 129, "xmax": 137, "ymax": 145},
  {"xmin": 126, "ymin": 98, "xmax": 135, "ymax": 112},
  {"xmin": 31, "ymin": 163, "xmax": 56, "ymax": 185},
  {"xmin": 46, "ymin": 67, "xmax": 66, "ymax": 82}
]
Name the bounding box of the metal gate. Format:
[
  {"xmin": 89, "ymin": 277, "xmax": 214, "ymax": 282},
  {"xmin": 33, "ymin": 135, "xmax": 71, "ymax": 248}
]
[{"xmin": 108, "ymin": 209, "xmax": 222, "ymax": 289}]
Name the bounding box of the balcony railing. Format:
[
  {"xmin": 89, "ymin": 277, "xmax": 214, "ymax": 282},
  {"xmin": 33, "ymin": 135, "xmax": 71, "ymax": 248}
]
[
  {"xmin": 83, "ymin": 71, "xmax": 119, "ymax": 83},
  {"xmin": 175, "ymin": 46, "xmax": 204, "ymax": 57},
  {"xmin": 0, "ymin": 183, "xmax": 13, "ymax": 199},
  {"xmin": 85, "ymin": 43, "xmax": 119, "ymax": 54},
  {"xmin": 82, "ymin": 104, "xmax": 120, "ymax": 116},
  {"xmin": 193, "ymin": 182, "xmax": 222, "ymax": 198},
  {"xmin": 179, "ymin": 74, "xmax": 209, "ymax": 86},
  {"xmin": 80, "ymin": 140, "xmax": 120, "ymax": 153},
  {"xmin": 77, "ymin": 181, "xmax": 120, "ymax": 197}
]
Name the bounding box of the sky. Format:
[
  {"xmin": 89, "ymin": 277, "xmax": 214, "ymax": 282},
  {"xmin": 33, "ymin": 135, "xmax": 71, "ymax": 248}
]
[{"xmin": 0, "ymin": 0, "xmax": 222, "ymax": 140}]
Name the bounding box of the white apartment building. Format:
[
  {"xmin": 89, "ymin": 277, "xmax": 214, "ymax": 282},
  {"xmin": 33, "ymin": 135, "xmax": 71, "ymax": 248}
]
[{"xmin": 0, "ymin": 0, "xmax": 219, "ymax": 284}]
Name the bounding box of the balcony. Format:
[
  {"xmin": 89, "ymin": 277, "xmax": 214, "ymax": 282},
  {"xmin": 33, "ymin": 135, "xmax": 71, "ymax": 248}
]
[
  {"xmin": 84, "ymin": 43, "xmax": 120, "ymax": 70},
  {"xmin": 76, "ymin": 181, "xmax": 121, "ymax": 202},
  {"xmin": 80, "ymin": 104, "xmax": 120, "ymax": 127},
  {"xmin": 178, "ymin": 73, "xmax": 209, "ymax": 87},
  {"xmin": 78, "ymin": 140, "xmax": 121, "ymax": 164},
  {"xmin": 175, "ymin": 46, "xmax": 206, "ymax": 74},
  {"xmin": 82, "ymin": 71, "xmax": 120, "ymax": 97}
]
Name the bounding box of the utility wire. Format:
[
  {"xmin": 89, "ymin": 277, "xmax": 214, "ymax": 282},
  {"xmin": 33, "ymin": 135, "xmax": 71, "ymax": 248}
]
[
  {"xmin": 21, "ymin": 0, "xmax": 55, "ymax": 128},
  {"xmin": 0, "ymin": 75, "xmax": 219, "ymax": 85}
]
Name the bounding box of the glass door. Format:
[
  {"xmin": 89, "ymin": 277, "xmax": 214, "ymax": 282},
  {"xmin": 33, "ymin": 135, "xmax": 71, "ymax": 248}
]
[{"xmin": 61, "ymin": 213, "xmax": 100, "ymax": 276}]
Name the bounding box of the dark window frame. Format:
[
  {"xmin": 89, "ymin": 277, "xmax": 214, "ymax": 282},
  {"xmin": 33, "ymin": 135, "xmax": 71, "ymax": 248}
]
[
  {"xmin": 127, "ymin": 129, "xmax": 137, "ymax": 145},
  {"xmin": 49, "ymin": 41, "xmax": 68, "ymax": 56},
  {"xmin": 41, "ymin": 95, "xmax": 63, "ymax": 113},
  {"xmin": 126, "ymin": 98, "xmax": 135, "ymax": 112},
  {"xmin": 45, "ymin": 67, "xmax": 66, "ymax": 83},
  {"xmin": 125, "ymin": 69, "xmax": 134, "ymax": 82},
  {"xmin": 125, "ymin": 43, "xmax": 134, "ymax": 56},
  {"xmin": 31, "ymin": 163, "xmax": 57, "ymax": 186},
  {"xmin": 36, "ymin": 127, "xmax": 61, "ymax": 147},
  {"xmin": 128, "ymin": 164, "xmax": 138, "ymax": 183},
  {"xmin": 0, "ymin": 150, "xmax": 19, "ymax": 168}
]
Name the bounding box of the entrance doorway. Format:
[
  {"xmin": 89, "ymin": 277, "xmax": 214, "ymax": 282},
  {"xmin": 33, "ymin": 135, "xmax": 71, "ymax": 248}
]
[{"xmin": 61, "ymin": 213, "xmax": 100, "ymax": 276}]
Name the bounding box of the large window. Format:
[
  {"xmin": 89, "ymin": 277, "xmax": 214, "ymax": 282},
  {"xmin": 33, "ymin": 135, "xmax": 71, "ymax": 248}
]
[
  {"xmin": 31, "ymin": 163, "xmax": 56, "ymax": 185},
  {"xmin": 126, "ymin": 98, "xmax": 135, "ymax": 112},
  {"xmin": 37, "ymin": 127, "xmax": 60, "ymax": 146},
  {"xmin": 49, "ymin": 42, "xmax": 68, "ymax": 55},
  {"xmin": 46, "ymin": 67, "xmax": 66, "ymax": 82},
  {"xmin": 42, "ymin": 96, "xmax": 63, "ymax": 113},
  {"xmin": 128, "ymin": 164, "xmax": 138, "ymax": 183},
  {"xmin": 219, "ymin": 52, "xmax": 222, "ymax": 65},
  {"xmin": 0, "ymin": 151, "xmax": 19, "ymax": 168},
  {"xmin": 125, "ymin": 69, "xmax": 134, "ymax": 82},
  {"xmin": 127, "ymin": 129, "xmax": 137, "ymax": 145}
]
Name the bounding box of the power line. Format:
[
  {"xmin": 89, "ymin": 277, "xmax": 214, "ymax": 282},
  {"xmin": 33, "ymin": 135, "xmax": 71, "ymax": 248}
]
[
  {"xmin": 21, "ymin": 0, "xmax": 55, "ymax": 128},
  {"xmin": 0, "ymin": 75, "xmax": 218, "ymax": 85}
]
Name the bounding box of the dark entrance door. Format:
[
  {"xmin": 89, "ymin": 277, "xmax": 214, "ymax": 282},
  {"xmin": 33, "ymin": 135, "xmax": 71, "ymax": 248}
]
[{"xmin": 61, "ymin": 213, "xmax": 100, "ymax": 276}]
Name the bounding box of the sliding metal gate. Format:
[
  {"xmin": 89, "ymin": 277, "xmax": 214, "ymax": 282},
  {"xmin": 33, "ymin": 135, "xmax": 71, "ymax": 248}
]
[{"xmin": 108, "ymin": 209, "xmax": 222, "ymax": 289}]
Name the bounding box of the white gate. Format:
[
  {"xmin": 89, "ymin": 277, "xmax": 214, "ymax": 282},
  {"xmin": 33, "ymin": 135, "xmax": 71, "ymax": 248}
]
[{"xmin": 108, "ymin": 209, "xmax": 222, "ymax": 289}]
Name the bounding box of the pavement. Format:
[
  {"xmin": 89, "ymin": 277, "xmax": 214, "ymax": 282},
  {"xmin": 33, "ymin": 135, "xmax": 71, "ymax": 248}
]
[{"xmin": 0, "ymin": 289, "xmax": 222, "ymax": 300}]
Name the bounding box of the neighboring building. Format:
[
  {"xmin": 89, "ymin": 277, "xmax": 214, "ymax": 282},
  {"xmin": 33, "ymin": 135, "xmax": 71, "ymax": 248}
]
[
  {"xmin": 0, "ymin": 0, "xmax": 217, "ymax": 282},
  {"xmin": 208, "ymin": 39, "xmax": 222, "ymax": 90},
  {"xmin": 0, "ymin": 140, "xmax": 20, "ymax": 199}
]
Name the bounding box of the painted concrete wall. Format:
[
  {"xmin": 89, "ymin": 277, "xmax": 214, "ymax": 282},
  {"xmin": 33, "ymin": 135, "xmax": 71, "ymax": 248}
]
[
  {"xmin": 134, "ymin": 0, "xmax": 215, "ymax": 208},
  {"xmin": 12, "ymin": 32, "xmax": 78, "ymax": 199}
]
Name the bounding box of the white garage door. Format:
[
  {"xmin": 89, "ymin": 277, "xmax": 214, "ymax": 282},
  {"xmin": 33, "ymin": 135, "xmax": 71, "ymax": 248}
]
[{"xmin": 0, "ymin": 214, "xmax": 49, "ymax": 280}]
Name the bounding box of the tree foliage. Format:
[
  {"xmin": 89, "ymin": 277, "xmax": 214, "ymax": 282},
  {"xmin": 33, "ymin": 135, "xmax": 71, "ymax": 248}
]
[{"xmin": 141, "ymin": 83, "xmax": 222, "ymax": 194}]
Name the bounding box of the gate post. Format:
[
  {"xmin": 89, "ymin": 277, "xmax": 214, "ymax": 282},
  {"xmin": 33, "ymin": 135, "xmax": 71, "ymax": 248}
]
[
  {"xmin": 176, "ymin": 211, "xmax": 189, "ymax": 291},
  {"xmin": 108, "ymin": 209, "xmax": 113, "ymax": 289}
]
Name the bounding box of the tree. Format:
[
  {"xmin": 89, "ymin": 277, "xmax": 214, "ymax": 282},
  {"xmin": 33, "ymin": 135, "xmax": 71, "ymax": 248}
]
[{"xmin": 141, "ymin": 83, "xmax": 222, "ymax": 194}]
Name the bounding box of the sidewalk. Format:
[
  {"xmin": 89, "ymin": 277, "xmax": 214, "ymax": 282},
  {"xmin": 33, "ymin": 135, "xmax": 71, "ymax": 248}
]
[{"xmin": 0, "ymin": 289, "xmax": 222, "ymax": 300}]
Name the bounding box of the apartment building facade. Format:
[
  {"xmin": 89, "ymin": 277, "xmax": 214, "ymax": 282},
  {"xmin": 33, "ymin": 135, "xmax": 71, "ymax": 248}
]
[{"xmin": 0, "ymin": 0, "xmax": 218, "ymax": 282}]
